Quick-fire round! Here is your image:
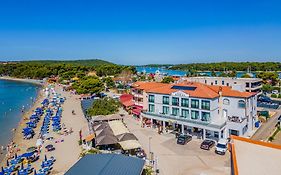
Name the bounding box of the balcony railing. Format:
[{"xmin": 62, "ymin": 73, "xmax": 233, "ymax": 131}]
[
  {"xmin": 142, "ymin": 111, "xmax": 226, "ymax": 129},
  {"xmin": 227, "ymin": 116, "xmax": 246, "ymax": 123}
]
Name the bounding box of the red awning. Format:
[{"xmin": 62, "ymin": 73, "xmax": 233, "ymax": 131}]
[
  {"xmin": 120, "ymin": 94, "xmax": 133, "ymax": 103},
  {"xmin": 132, "ymin": 108, "xmax": 142, "ymax": 115},
  {"xmin": 122, "ymin": 100, "xmax": 134, "ymax": 107}
]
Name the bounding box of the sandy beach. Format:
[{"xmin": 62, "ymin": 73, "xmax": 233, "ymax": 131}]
[
  {"xmin": 0, "ymin": 81, "xmax": 89, "ymax": 174},
  {"xmin": 0, "ymin": 76, "xmax": 45, "ymax": 86}
]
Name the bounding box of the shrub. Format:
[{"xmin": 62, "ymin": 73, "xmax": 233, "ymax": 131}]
[{"xmin": 271, "ymin": 94, "xmax": 277, "ymax": 98}]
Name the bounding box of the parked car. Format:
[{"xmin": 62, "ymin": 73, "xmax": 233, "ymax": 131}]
[
  {"xmin": 272, "ymin": 90, "xmax": 279, "ymax": 95},
  {"xmin": 215, "ymin": 139, "xmax": 228, "ymax": 155},
  {"xmin": 200, "ymin": 139, "xmax": 216, "ymax": 150},
  {"xmin": 177, "ymin": 134, "xmax": 192, "ymax": 145}
]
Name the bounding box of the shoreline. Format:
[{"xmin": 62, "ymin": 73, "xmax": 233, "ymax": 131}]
[
  {"xmin": 0, "ymin": 82, "xmax": 89, "ymax": 174},
  {"xmin": 0, "ymin": 76, "xmax": 45, "ymax": 86},
  {"xmin": 0, "ymin": 81, "xmax": 45, "ymax": 166}
]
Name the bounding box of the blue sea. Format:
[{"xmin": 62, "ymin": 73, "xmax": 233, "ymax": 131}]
[
  {"xmin": 0, "ymin": 80, "xmax": 41, "ymax": 147},
  {"xmin": 136, "ymin": 66, "xmax": 281, "ymax": 78}
]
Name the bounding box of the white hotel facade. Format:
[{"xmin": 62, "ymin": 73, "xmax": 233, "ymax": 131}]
[{"xmin": 138, "ymin": 82, "xmax": 258, "ymax": 140}]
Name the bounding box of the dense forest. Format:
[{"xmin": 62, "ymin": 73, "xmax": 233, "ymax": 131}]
[
  {"xmin": 169, "ymin": 62, "xmax": 281, "ymax": 71},
  {"xmin": 0, "ymin": 59, "xmax": 136, "ymax": 79}
]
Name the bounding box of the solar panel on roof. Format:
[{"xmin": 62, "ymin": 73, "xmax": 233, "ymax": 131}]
[{"xmin": 171, "ymin": 85, "xmax": 197, "ymax": 91}]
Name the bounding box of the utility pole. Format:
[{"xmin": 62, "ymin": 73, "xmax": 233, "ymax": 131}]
[{"xmin": 148, "ymin": 136, "xmax": 152, "ymax": 165}]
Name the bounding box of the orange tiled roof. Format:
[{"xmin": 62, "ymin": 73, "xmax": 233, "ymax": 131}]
[
  {"xmin": 146, "ymin": 82, "xmax": 219, "ymax": 99},
  {"xmin": 136, "ymin": 81, "xmax": 254, "ymax": 99},
  {"xmin": 207, "ymin": 85, "xmax": 254, "ymax": 98},
  {"xmin": 132, "ymin": 82, "xmax": 167, "ymax": 91}
]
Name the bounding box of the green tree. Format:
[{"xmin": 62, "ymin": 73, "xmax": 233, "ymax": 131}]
[
  {"xmin": 73, "ymin": 77, "xmax": 104, "ymax": 94},
  {"xmin": 161, "ymin": 76, "xmax": 174, "ymax": 83},
  {"xmin": 87, "ymin": 97, "xmax": 120, "ymax": 116},
  {"xmin": 261, "ymin": 84, "xmax": 273, "ymax": 93},
  {"xmin": 257, "ymin": 72, "xmax": 279, "ymax": 85},
  {"xmin": 241, "ymin": 73, "xmax": 252, "ymax": 78}
]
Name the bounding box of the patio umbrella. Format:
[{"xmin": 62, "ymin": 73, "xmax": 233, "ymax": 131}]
[
  {"xmin": 15, "ymin": 153, "xmax": 17, "ymax": 159},
  {"xmin": 34, "ymin": 169, "xmax": 37, "ymax": 175},
  {"xmin": 21, "ymin": 162, "xmax": 24, "ymax": 170},
  {"xmin": 44, "ymin": 155, "xmax": 47, "ymax": 161},
  {"xmin": 6, "ymin": 159, "xmax": 9, "ymax": 166},
  {"xmin": 1, "ymin": 167, "xmax": 4, "ymax": 173}
]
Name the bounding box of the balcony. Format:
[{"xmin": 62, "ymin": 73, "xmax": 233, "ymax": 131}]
[
  {"xmin": 142, "ymin": 111, "xmax": 226, "ymax": 129},
  {"xmin": 227, "ymin": 116, "xmax": 247, "ymax": 131}
]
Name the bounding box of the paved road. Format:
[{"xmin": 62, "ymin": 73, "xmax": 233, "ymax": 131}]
[
  {"xmin": 123, "ymin": 114, "xmax": 230, "ymax": 175},
  {"xmin": 251, "ymin": 108, "xmax": 281, "ymax": 141}
]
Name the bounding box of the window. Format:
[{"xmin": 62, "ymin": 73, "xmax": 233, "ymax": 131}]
[
  {"xmin": 191, "ymin": 99, "xmax": 199, "ymax": 108},
  {"xmin": 234, "ymin": 82, "xmax": 237, "ymax": 84},
  {"xmin": 201, "ymin": 100, "xmax": 210, "ymax": 110},
  {"xmin": 172, "ymin": 97, "xmax": 179, "ymax": 106},
  {"xmin": 148, "ymin": 104, "xmax": 155, "ymax": 112},
  {"xmin": 162, "ymin": 96, "xmax": 169, "ymax": 105},
  {"xmin": 215, "ymin": 80, "xmax": 217, "ymax": 85},
  {"xmin": 148, "ymin": 95, "xmax": 155, "ymax": 103},
  {"xmin": 238, "ymin": 100, "xmax": 246, "ymax": 108},
  {"xmin": 211, "ymin": 82, "xmax": 213, "ymax": 85},
  {"xmin": 191, "ymin": 110, "xmax": 199, "ymax": 119},
  {"xmin": 181, "ymin": 109, "xmax": 189, "ymax": 118},
  {"xmin": 172, "ymin": 107, "xmax": 179, "ymax": 116},
  {"xmin": 226, "ymin": 83, "xmax": 229, "ymax": 86},
  {"xmin": 222, "ymin": 80, "xmax": 224, "ymax": 85},
  {"xmin": 204, "ymin": 80, "xmax": 207, "ymax": 84},
  {"xmin": 201, "ymin": 112, "xmax": 210, "ymax": 121},
  {"xmin": 181, "ymin": 98, "xmax": 189, "ymax": 107},
  {"xmin": 162, "ymin": 106, "xmax": 169, "ymax": 114},
  {"xmin": 223, "ymin": 98, "xmax": 230, "ymax": 105}
]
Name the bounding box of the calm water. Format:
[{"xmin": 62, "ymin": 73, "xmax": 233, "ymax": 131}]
[
  {"xmin": 0, "ymin": 80, "xmax": 40, "ymax": 147},
  {"xmin": 136, "ymin": 66, "xmax": 281, "ymax": 78}
]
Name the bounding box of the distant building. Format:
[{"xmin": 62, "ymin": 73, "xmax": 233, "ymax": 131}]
[
  {"xmin": 138, "ymin": 81, "xmax": 258, "ymax": 139},
  {"xmin": 184, "ymin": 77, "xmax": 262, "ymax": 95}
]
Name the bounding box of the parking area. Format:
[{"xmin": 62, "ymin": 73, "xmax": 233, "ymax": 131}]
[{"xmin": 123, "ymin": 115, "xmax": 231, "ymax": 175}]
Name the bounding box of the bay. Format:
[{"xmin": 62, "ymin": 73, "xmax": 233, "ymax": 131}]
[{"xmin": 0, "ymin": 80, "xmax": 40, "ymax": 147}]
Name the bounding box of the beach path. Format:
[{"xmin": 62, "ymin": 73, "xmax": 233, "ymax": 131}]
[{"xmin": 50, "ymin": 84, "xmax": 89, "ymax": 174}]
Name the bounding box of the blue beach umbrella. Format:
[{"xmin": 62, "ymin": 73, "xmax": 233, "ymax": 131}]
[
  {"xmin": 21, "ymin": 162, "xmax": 24, "ymax": 170},
  {"xmin": 34, "ymin": 169, "xmax": 37, "ymax": 175}
]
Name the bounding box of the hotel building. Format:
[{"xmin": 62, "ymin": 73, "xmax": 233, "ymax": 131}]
[
  {"xmin": 184, "ymin": 77, "xmax": 262, "ymax": 95},
  {"xmin": 137, "ymin": 81, "xmax": 258, "ymax": 140}
]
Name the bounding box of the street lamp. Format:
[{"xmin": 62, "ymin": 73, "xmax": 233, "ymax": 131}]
[{"xmin": 148, "ymin": 136, "xmax": 152, "ymax": 164}]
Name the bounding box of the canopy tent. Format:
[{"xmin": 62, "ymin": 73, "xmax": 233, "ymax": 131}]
[
  {"xmin": 95, "ymin": 127, "xmax": 114, "ymax": 138},
  {"xmin": 93, "ymin": 123, "xmax": 109, "ymax": 132},
  {"xmin": 108, "ymin": 120, "xmax": 129, "ymax": 136},
  {"xmin": 119, "ymin": 140, "xmax": 142, "ymax": 150},
  {"xmin": 92, "ymin": 114, "xmax": 122, "ymax": 122},
  {"xmin": 95, "ymin": 135, "xmax": 118, "ymax": 146},
  {"xmin": 116, "ymin": 133, "xmax": 138, "ymax": 142}
]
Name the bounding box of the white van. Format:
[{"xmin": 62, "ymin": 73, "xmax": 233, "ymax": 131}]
[{"xmin": 215, "ymin": 139, "xmax": 228, "ymax": 155}]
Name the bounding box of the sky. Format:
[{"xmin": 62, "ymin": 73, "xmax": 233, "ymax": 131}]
[{"xmin": 0, "ymin": 0, "xmax": 281, "ymax": 65}]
